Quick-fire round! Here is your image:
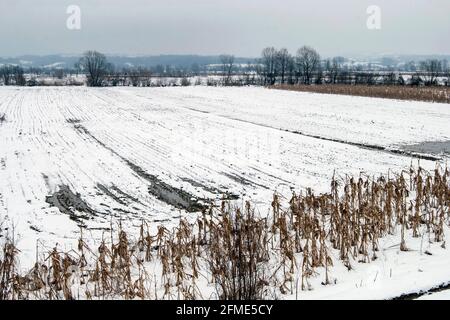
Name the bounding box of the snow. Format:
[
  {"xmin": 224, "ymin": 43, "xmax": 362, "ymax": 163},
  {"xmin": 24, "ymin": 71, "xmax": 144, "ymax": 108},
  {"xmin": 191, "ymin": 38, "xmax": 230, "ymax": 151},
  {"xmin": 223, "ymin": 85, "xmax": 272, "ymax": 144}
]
[
  {"xmin": 120, "ymin": 86, "xmax": 450, "ymax": 149},
  {"xmin": 42, "ymin": 62, "xmax": 66, "ymax": 69},
  {"xmin": 286, "ymin": 229, "xmax": 450, "ymax": 300},
  {"xmin": 418, "ymin": 290, "xmax": 450, "ymax": 300},
  {"xmin": 0, "ymin": 86, "xmax": 449, "ymax": 299}
]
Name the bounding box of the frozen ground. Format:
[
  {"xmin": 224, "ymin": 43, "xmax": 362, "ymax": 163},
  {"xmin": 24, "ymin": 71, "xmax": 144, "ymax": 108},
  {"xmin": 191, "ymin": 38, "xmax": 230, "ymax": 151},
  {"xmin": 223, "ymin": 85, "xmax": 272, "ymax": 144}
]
[{"xmin": 0, "ymin": 86, "xmax": 449, "ymax": 299}]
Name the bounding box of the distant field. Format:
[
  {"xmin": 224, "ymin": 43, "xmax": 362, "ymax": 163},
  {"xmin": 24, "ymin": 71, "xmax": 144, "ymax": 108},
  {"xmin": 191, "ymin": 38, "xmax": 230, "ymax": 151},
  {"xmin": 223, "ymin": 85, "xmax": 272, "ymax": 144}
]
[{"xmin": 270, "ymin": 84, "xmax": 450, "ymax": 104}]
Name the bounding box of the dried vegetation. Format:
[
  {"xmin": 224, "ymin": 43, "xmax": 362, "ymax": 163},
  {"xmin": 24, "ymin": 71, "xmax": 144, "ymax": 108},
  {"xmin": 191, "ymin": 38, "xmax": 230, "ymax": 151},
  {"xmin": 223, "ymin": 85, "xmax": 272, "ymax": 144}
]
[
  {"xmin": 1, "ymin": 166, "xmax": 449, "ymax": 300},
  {"xmin": 270, "ymin": 84, "xmax": 450, "ymax": 104}
]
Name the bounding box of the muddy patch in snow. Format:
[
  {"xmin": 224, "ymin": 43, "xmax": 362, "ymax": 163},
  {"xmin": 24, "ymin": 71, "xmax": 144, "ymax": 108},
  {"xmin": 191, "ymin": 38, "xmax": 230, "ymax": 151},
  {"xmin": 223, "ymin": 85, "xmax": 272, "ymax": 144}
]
[
  {"xmin": 66, "ymin": 118, "xmax": 81, "ymax": 124},
  {"xmin": 72, "ymin": 123, "xmax": 211, "ymax": 212},
  {"xmin": 96, "ymin": 183, "xmax": 127, "ymax": 205},
  {"xmin": 125, "ymin": 160, "xmax": 209, "ymax": 212},
  {"xmin": 45, "ymin": 185, "xmax": 98, "ymax": 223},
  {"xmin": 400, "ymin": 141, "xmax": 450, "ymax": 157},
  {"xmin": 110, "ymin": 185, "xmax": 145, "ymax": 205},
  {"xmin": 97, "ymin": 183, "xmax": 147, "ymax": 208},
  {"xmin": 148, "ymin": 180, "xmax": 208, "ymax": 212}
]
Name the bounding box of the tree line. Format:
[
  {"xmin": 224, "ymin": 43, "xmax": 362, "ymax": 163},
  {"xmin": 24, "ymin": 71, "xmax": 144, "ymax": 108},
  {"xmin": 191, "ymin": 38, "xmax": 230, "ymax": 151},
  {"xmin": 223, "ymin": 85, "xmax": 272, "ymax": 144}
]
[
  {"xmin": 256, "ymin": 46, "xmax": 449, "ymax": 86},
  {"xmin": 1, "ymin": 49, "xmax": 449, "ymax": 87},
  {"xmin": 0, "ymin": 65, "xmax": 26, "ymax": 86}
]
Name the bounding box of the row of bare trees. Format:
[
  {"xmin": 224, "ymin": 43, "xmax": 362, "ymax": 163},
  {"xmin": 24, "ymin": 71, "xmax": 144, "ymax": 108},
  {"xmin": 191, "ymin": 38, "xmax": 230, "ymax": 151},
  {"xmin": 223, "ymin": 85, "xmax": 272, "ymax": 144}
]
[
  {"xmin": 77, "ymin": 51, "xmax": 198, "ymax": 87},
  {"xmin": 0, "ymin": 65, "xmax": 26, "ymax": 86},
  {"xmin": 3, "ymin": 49, "xmax": 447, "ymax": 88},
  {"xmin": 420, "ymin": 59, "xmax": 446, "ymax": 86},
  {"xmin": 220, "ymin": 54, "xmax": 235, "ymax": 86},
  {"xmin": 218, "ymin": 48, "xmax": 323, "ymax": 87},
  {"xmin": 77, "ymin": 47, "xmax": 448, "ymax": 87},
  {"xmin": 259, "ymin": 46, "xmax": 322, "ymax": 85},
  {"xmin": 258, "ymin": 46, "xmax": 450, "ymax": 87}
]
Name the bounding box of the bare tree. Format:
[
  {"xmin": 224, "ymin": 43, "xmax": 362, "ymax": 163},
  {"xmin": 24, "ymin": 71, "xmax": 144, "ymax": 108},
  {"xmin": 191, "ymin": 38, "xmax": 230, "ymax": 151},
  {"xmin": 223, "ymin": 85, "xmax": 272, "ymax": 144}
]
[
  {"xmin": 1, "ymin": 66, "xmax": 26, "ymax": 86},
  {"xmin": 329, "ymin": 57, "xmax": 341, "ymax": 84},
  {"xmin": 315, "ymin": 62, "xmax": 324, "ymax": 84},
  {"xmin": 420, "ymin": 59, "xmax": 442, "ymax": 86},
  {"xmin": 54, "ymin": 69, "xmax": 65, "ymax": 80},
  {"xmin": 0, "ymin": 65, "xmax": 13, "ymax": 85},
  {"xmin": 125, "ymin": 67, "xmax": 151, "ymax": 87},
  {"xmin": 180, "ymin": 77, "xmax": 191, "ymax": 86},
  {"xmin": 78, "ymin": 51, "xmax": 112, "ymax": 87},
  {"xmin": 286, "ymin": 55, "xmax": 296, "ymax": 84},
  {"xmin": 220, "ymin": 54, "xmax": 235, "ymax": 86},
  {"xmin": 276, "ymin": 48, "xmax": 291, "ymax": 84},
  {"xmin": 12, "ymin": 66, "xmax": 26, "ymax": 86},
  {"xmin": 440, "ymin": 59, "xmax": 449, "ymax": 86},
  {"xmin": 254, "ymin": 63, "xmax": 265, "ymax": 86},
  {"xmin": 444, "ymin": 61, "xmax": 450, "ymax": 87},
  {"xmin": 261, "ymin": 47, "xmax": 277, "ymax": 85},
  {"xmin": 383, "ymin": 72, "xmax": 397, "ymax": 86},
  {"xmin": 296, "ymin": 46, "xmax": 321, "ymax": 85}
]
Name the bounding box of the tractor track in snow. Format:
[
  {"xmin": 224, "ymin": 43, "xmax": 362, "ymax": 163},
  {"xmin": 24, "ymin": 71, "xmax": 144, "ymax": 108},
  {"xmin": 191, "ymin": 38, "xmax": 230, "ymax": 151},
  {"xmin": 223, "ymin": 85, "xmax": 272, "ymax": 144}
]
[
  {"xmin": 152, "ymin": 99, "xmax": 443, "ymax": 162},
  {"xmin": 71, "ymin": 122, "xmax": 235, "ymax": 212}
]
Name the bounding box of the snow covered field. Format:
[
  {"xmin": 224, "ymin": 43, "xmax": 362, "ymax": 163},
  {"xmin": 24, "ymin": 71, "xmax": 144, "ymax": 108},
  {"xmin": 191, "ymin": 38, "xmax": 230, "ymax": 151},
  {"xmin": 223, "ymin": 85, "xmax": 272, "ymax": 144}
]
[{"xmin": 0, "ymin": 86, "xmax": 449, "ymax": 299}]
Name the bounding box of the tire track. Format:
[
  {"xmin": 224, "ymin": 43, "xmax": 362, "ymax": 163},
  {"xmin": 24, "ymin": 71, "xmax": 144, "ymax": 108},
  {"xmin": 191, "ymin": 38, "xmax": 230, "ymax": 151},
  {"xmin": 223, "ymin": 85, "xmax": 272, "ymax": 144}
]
[
  {"xmin": 131, "ymin": 88, "xmax": 443, "ymax": 162},
  {"xmin": 71, "ymin": 123, "xmax": 216, "ymax": 212},
  {"xmin": 160, "ymin": 101, "xmax": 443, "ymax": 162}
]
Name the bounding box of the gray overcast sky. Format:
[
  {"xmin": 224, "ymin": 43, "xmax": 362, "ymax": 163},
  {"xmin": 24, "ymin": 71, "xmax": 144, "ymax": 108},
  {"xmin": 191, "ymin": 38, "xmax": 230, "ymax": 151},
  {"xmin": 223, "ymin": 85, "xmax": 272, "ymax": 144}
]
[{"xmin": 0, "ymin": 0, "xmax": 449, "ymax": 57}]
